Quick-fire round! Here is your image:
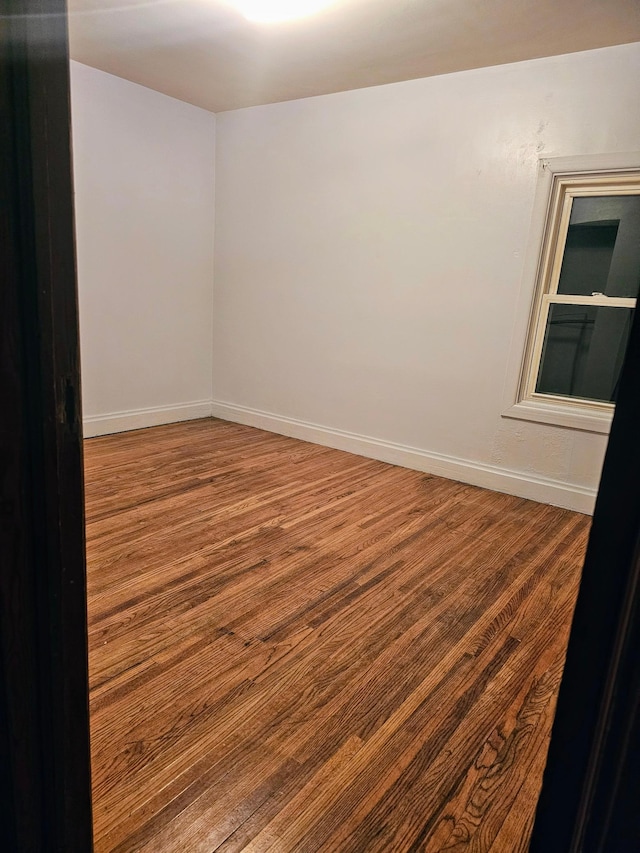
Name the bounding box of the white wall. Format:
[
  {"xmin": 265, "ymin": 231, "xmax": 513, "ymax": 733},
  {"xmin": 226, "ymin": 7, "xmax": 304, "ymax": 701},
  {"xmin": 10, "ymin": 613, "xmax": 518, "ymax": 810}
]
[
  {"xmin": 71, "ymin": 62, "xmax": 216, "ymax": 436},
  {"xmin": 212, "ymin": 42, "xmax": 640, "ymax": 512}
]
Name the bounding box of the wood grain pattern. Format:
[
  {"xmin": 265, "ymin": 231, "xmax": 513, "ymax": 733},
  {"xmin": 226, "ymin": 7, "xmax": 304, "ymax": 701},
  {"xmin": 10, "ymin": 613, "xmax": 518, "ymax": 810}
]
[{"xmin": 85, "ymin": 418, "xmax": 590, "ymax": 852}]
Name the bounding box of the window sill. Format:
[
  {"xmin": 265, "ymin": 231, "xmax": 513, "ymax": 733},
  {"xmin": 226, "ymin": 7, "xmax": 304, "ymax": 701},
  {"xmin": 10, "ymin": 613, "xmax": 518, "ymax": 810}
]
[{"xmin": 502, "ymin": 399, "xmax": 613, "ymax": 434}]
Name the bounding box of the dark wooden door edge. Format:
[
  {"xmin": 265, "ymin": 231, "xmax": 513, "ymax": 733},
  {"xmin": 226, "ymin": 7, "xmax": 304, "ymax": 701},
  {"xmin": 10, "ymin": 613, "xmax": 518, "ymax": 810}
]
[
  {"xmin": 1, "ymin": 0, "xmax": 93, "ymax": 849},
  {"xmin": 530, "ymin": 295, "xmax": 640, "ymax": 850},
  {"xmin": 584, "ymin": 534, "xmax": 640, "ymax": 851}
]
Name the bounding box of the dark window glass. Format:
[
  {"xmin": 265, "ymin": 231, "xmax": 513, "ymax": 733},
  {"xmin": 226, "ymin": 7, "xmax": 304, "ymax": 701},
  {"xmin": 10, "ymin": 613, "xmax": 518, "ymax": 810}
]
[
  {"xmin": 557, "ymin": 195, "xmax": 640, "ymax": 299},
  {"xmin": 536, "ymin": 304, "xmax": 634, "ymax": 403}
]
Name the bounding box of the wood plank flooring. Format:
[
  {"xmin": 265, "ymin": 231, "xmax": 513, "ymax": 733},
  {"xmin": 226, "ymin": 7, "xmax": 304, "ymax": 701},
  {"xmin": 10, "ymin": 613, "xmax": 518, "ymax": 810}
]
[{"xmin": 85, "ymin": 418, "xmax": 591, "ymax": 852}]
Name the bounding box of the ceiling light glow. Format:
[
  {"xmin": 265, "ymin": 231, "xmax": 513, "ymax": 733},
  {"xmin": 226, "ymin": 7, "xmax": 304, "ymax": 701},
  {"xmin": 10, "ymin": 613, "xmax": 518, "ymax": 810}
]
[{"xmin": 230, "ymin": 0, "xmax": 335, "ymax": 23}]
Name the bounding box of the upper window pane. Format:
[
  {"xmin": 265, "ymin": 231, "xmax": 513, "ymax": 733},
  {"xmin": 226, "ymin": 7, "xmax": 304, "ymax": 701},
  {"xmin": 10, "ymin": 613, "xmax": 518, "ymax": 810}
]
[{"xmin": 557, "ymin": 195, "xmax": 640, "ymax": 299}]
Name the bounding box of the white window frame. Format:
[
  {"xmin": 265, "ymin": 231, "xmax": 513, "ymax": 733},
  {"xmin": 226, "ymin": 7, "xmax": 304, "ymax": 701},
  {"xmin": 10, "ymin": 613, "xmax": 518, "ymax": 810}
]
[{"xmin": 503, "ymin": 153, "xmax": 640, "ymax": 435}]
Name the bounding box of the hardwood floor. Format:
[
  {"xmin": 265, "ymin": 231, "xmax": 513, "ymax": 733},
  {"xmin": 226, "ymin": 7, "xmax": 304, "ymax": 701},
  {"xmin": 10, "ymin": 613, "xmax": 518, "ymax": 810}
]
[{"xmin": 85, "ymin": 418, "xmax": 591, "ymax": 852}]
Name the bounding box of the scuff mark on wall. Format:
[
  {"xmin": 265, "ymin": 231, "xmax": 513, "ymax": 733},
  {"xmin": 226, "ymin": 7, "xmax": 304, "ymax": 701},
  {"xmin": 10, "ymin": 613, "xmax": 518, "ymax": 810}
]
[{"xmin": 491, "ymin": 422, "xmax": 573, "ymax": 480}]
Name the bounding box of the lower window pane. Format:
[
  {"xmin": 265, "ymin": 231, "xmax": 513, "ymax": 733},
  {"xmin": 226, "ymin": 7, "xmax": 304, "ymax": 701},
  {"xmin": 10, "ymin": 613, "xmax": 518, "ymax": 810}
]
[{"xmin": 536, "ymin": 304, "xmax": 634, "ymax": 403}]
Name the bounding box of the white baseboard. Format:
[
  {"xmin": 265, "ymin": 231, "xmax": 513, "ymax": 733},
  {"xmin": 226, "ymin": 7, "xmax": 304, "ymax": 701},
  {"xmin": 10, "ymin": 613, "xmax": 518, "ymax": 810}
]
[
  {"xmin": 84, "ymin": 400, "xmax": 213, "ymax": 438},
  {"xmin": 211, "ymin": 400, "xmax": 597, "ymax": 514}
]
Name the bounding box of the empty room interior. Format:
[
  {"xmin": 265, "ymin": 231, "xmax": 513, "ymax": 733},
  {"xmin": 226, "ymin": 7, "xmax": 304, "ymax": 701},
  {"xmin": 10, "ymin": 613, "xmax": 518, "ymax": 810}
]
[{"xmin": 68, "ymin": 1, "xmax": 640, "ymax": 850}]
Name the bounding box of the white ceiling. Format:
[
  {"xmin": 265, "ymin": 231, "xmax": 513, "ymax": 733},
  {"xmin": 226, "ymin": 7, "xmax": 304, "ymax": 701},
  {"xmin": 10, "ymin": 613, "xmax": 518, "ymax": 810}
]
[{"xmin": 68, "ymin": 0, "xmax": 640, "ymax": 113}]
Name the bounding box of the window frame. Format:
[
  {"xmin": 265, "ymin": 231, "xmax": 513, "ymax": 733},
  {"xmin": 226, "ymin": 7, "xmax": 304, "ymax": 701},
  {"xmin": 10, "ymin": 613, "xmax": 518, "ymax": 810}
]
[{"xmin": 503, "ymin": 154, "xmax": 640, "ymax": 435}]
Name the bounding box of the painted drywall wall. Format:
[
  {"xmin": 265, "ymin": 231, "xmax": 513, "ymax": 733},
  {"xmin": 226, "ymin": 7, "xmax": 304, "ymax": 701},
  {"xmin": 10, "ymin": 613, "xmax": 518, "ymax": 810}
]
[
  {"xmin": 71, "ymin": 61, "xmax": 216, "ymax": 436},
  {"xmin": 213, "ymin": 42, "xmax": 640, "ymax": 511}
]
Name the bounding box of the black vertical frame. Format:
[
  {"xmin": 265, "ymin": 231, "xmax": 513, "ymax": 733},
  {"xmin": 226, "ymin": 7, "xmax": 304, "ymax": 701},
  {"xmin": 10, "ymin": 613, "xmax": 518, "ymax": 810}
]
[
  {"xmin": 530, "ymin": 295, "xmax": 640, "ymax": 850},
  {"xmin": 0, "ymin": 0, "xmax": 93, "ymax": 850}
]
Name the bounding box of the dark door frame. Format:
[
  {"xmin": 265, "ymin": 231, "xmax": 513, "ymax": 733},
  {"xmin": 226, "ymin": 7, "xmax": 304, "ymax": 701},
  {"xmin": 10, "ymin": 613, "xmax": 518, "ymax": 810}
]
[
  {"xmin": 1, "ymin": 0, "xmax": 93, "ymax": 850},
  {"xmin": 1, "ymin": 2, "xmax": 639, "ymax": 851},
  {"xmin": 530, "ymin": 307, "xmax": 640, "ymax": 849}
]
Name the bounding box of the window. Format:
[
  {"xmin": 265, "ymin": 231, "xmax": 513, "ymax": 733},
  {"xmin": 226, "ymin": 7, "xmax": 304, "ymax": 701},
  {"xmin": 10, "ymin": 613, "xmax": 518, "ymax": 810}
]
[{"xmin": 508, "ymin": 166, "xmax": 640, "ymax": 433}]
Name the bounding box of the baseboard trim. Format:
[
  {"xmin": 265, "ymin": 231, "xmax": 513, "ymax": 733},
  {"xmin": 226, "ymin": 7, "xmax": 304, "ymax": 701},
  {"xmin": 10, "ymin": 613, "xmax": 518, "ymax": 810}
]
[
  {"xmin": 211, "ymin": 400, "xmax": 597, "ymax": 514},
  {"xmin": 84, "ymin": 400, "xmax": 213, "ymax": 438}
]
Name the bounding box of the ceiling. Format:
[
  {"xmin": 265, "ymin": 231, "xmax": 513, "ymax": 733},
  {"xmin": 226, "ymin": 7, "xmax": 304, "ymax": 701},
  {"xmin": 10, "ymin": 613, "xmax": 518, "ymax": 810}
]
[{"xmin": 68, "ymin": 0, "xmax": 640, "ymax": 113}]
